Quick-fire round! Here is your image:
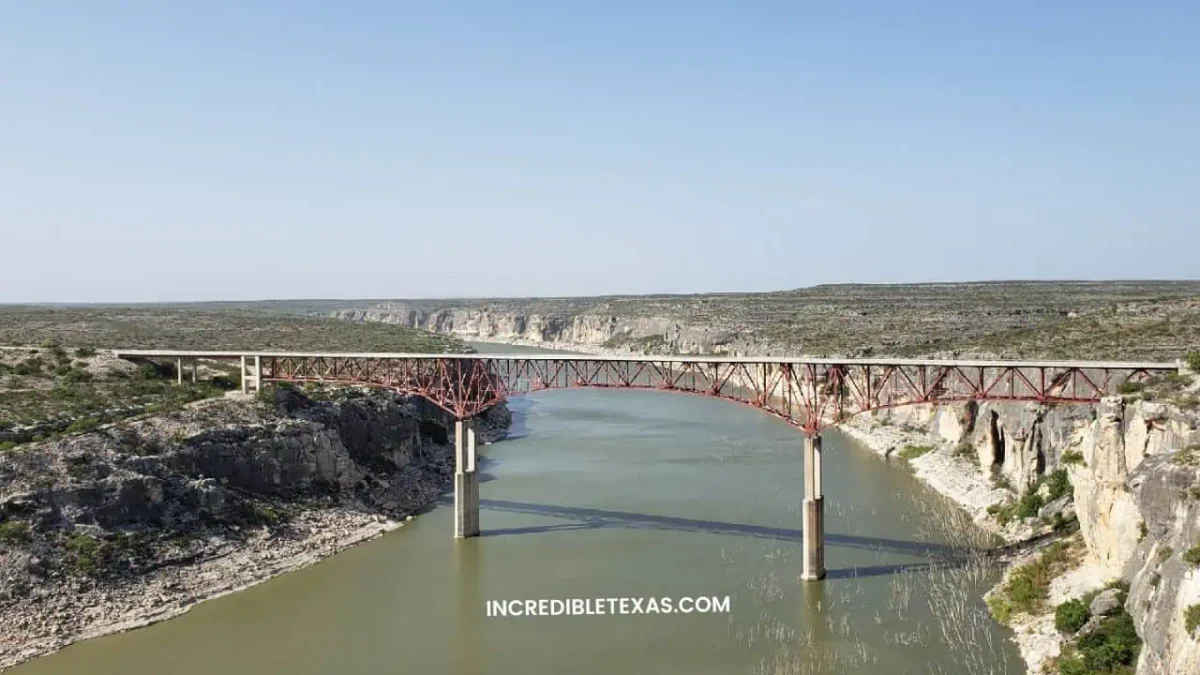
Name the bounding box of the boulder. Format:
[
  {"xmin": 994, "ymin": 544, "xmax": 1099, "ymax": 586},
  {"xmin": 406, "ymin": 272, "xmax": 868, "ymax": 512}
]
[{"xmin": 1089, "ymin": 588, "xmax": 1122, "ymax": 617}]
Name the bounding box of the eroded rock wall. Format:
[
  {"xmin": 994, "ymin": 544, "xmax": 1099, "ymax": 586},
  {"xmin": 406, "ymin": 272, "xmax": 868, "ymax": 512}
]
[{"xmin": 870, "ymin": 397, "xmax": 1200, "ymax": 674}]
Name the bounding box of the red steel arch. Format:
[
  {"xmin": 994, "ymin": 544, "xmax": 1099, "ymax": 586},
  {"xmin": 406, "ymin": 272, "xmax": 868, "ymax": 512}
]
[
  {"xmin": 110, "ymin": 351, "xmax": 1180, "ymax": 434},
  {"xmin": 244, "ymin": 353, "xmax": 1178, "ymax": 433}
]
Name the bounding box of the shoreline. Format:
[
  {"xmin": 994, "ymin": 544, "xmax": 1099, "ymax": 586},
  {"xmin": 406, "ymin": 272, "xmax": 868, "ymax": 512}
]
[{"xmin": 0, "ymin": 508, "xmax": 403, "ymax": 672}]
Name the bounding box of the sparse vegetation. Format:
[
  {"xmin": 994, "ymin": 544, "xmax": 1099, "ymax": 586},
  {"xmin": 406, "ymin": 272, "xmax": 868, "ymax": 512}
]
[
  {"xmin": 1187, "ymin": 351, "xmax": 1200, "ymax": 373},
  {"xmin": 1185, "ymin": 603, "xmax": 1200, "ymax": 637},
  {"xmin": 991, "ymin": 541, "xmax": 1075, "ymax": 619},
  {"xmin": 1183, "ymin": 544, "xmax": 1200, "ymax": 566},
  {"xmin": 0, "ymin": 520, "xmax": 32, "ymax": 544},
  {"xmin": 898, "ymin": 444, "xmax": 934, "ymax": 460},
  {"xmin": 1056, "ymin": 610, "xmax": 1141, "ymax": 675},
  {"xmin": 1055, "ymin": 598, "xmax": 1091, "ymax": 635},
  {"xmin": 1062, "ymin": 450, "xmax": 1085, "ymax": 465},
  {"xmin": 988, "ymin": 469, "xmax": 1073, "ymax": 526},
  {"xmin": 1117, "ymin": 381, "xmax": 1146, "ymax": 396}
]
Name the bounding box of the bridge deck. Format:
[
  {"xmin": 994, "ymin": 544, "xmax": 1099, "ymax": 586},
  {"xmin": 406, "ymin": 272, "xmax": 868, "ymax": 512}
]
[{"xmin": 111, "ymin": 349, "xmax": 1179, "ymax": 370}]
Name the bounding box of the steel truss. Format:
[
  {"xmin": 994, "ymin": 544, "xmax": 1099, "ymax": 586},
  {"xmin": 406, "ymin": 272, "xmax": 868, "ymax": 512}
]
[{"xmin": 254, "ymin": 355, "xmax": 1176, "ymax": 433}]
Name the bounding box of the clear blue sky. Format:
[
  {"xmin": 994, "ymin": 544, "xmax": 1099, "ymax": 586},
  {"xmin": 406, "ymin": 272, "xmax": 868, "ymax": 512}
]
[{"xmin": 2, "ymin": 2, "xmax": 1197, "ymax": 302}]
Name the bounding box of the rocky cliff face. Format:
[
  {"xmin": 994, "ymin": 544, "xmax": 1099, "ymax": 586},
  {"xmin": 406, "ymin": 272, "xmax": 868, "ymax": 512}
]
[
  {"xmin": 858, "ymin": 396, "xmax": 1200, "ymax": 674},
  {"xmin": 1091, "ymin": 401, "xmax": 1199, "ymax": 675},
  {"xmin": 333, "ymin": 305, "xmax": 781, "ymax": 356},
  {"xmin": 0, "ymin": 389, "xmax": 510, "ymax": 668}
]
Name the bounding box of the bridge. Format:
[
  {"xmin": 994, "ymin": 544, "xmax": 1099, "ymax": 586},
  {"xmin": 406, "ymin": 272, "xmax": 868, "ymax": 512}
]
[{"xmin": 113, "ymin": 349, "xmax": 1183, "ymax": 582}]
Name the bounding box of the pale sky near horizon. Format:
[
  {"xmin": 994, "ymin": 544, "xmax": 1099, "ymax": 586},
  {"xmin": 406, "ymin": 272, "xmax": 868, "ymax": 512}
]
[{"xmin": 2, "ymin": 2, "xmax": 1198, "ymax": 303}]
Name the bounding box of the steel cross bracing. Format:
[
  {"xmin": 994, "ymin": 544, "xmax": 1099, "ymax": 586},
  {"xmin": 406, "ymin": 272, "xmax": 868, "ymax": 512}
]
[{"xmin": 112, "ymin": 351, "xmax": 1181, "ymax": 433}]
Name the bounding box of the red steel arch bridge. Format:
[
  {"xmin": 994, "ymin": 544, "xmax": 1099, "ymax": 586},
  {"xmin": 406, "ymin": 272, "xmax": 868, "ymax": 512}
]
[{"xmin": 113, "ymin": 349, "xmax": 1182, "ymax": 581}]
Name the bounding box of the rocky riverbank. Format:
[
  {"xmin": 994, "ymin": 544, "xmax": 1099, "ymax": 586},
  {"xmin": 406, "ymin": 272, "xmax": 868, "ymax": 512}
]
[
  {"xmin": 833, "ymin": 394, "xmax": 1200, "ymax": 674},
  {"xmin": 0, "ymin": 387, "xmax": 510, "ymax": 671}
]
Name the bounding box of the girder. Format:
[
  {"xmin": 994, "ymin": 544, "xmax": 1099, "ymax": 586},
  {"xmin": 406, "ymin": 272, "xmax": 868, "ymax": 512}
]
[{"xmin": 112, "ymin": 350, "xmax": 1181, "ymax": 433}]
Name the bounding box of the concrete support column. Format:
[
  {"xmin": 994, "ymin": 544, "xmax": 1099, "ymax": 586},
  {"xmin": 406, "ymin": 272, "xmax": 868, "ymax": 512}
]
[
  {"xmin": 240, "ymin": 356, "xmax": 249, "ymax": 394},
  {"xmin": 454, "ymin": 419, "xmax": 480, "ymax": 538},
  {"xmin": 191, "ymin": 359, "xmax": 198, "ymax": 383},
  {"xmin": 253, "ymin": 355, "xmax": 262, "ymax": 392},
  {"xmin": 801, "ymin": 434, "xmax": 825, "ymax": 582},
  {"xmin": 176, "ymin": 358, "xmax": 183, "ymax": 385}
]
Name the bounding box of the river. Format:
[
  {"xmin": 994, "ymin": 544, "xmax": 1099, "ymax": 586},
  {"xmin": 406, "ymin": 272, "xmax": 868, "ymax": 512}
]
[{"xmin": 10, "ymin": 342, "xmax": 1023, "ymax": 675}]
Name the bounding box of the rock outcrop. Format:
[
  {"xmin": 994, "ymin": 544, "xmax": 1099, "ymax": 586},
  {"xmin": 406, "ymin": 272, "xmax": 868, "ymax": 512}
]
[
  {"xmin": 0, "ymin": 388, "xmax": 510, "ymax": 669},
  {"xmin": 852, "ymin": 396, "xmax": 1200, "ymax": 674},
  {"xmin": 333, "ymin": 305, "xmax": 785, "ymax": 356}
]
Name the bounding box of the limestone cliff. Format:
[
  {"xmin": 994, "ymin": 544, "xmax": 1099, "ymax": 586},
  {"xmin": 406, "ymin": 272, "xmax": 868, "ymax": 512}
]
[
  {"xmin": 332, "ymin": 304, "xmax": 784, "ymax": 356},
  {"xmin": 0, "ymin": 388, "xmax": 510, "ymax": 669},
  {"xmin": 853, "ymin": 397, "xmax": 1200, "ymax": 674}
]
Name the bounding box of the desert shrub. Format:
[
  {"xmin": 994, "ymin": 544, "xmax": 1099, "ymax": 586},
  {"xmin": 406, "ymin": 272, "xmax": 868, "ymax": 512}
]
[
  {"xmin": 1001, "ymin": 541, "xmax": 1072, "ymax": 615},
  {"xmin": 64, "ymin": 533, "xmax": 104, "ymax": 574},
  {"xmin": 987, "ymin": 595, "xmax": 1012, "ymax": 624},
  {"xmin": 14, "ymin": 357, "xmax": 44, "ymax": 376},
  {"xmin": 1073, "ymin": 611, "xmax": 1141, "ymax": 672},
  {"xmin": 898, "ymin": 444, "xmax": 933, "ymax": 460},
  {"xmin": 136, "ymin": 362, "xmax": 174, "ymax": 380},
  {"xmin": 1017, "ymin": 490, "xmax": 1046, "ymax": 519},
  {"xmin": 1056, "ymin": 598, "xmax": 1091, "ymax": 635},
  {"xmin": 63, "ymin": 531, "xmax": 151, "ymax": 576},
  {"xmin": 1044, "ymin": 469, "xmax": 1072, "ymax": 501},
  {"xmin": 1187, "ymin": 351, "xmax": 1200, "ymax": 372},
  {"xmin": 1117, "ymin": 381, "xmax": 1146, "ymax": 395},
  {"xmin": 1183, "ymin": 544, "xmax": 1200, "ymax": 566},
  {"xmin": 210, "ymin": 372, "xmax": 240, "ymax": 390},
  {"xmin": 1062, "ymin": 450, "xmax": 1085, "ymax": 465},
  {"xmin": 1185, "ymin": 604, "xmax": 1200, "ymax": 636},
  {"xmin": 0, "ymin": 520, "xmax": 32, "ymax": 544},
  {"xmin": 74, "ymin": 346, "xmax": 97, "ymax": 358}
]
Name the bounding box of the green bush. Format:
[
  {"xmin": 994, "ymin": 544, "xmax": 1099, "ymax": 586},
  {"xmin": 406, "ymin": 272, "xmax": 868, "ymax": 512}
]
[
  {"xmin": 1074, "ymin": 612, "xmax": 1141, "ymax": 672},
  {"xmin": 62, "ymin": 366, "xmax": 94, "ymax": 384},
  {"xmin": 987, "ymin": 595, "xmax": 1012, "ymax": 624},
  {"xmin": 898, "ymin": 444, "xmax": 934, "ymax": 460},
  {"xmin": 14, "ymin": 357, "xmax": 44, "ymax": 376},
  {"xmin": 1185, "ymin": 604, "xmax": 1200, "ymax": 636},
  {"xmin": 64, "ymin": 532, "xmax": 104, "ymax": 574},
  {"xmin": 1062, "ymin": 450, "xmax": 1085, "ymax": 466},
  {"xmin": 1117, "ymin": 381, "xmax": 1146, "ymax": 395},
  {"xmin": 1056, "ymin": 598, "xmax": 1091, "ymax": 634},
  {"xmin": 1183, "ymin": 544, "xmax": 1200, "ymax": 566},
  {"xmin": 0, "ymin": 520, "xmax": 32, "ymax": 544},
  {"xmin": 211, "ymin": 372, "xmax": 240, "ymax": 390},
  {"xmin": 74, "ymin": 346, "xmax": 97, "ymax": 358},
  {"xmin": 1045, "ymin": 469, "xmax": 1072, "ymax": 501},
  {"xmin": 1017, "ymin": 490, "xmax": 1046, "ymax": 519},
  {"xmin": 1001, "ymin": 541, "xmax": 1072, "ymax": 615},
  {"xmin": 0, "ymin": 440, "xmax": 17, "ymax": 452},
  {"xmin": 1187, "ymin": 351, "xmax": 1200, "ymax": 372},
  {"xmin": 65, "ymin": 417, "xmax": 100, "ymax": 434}
]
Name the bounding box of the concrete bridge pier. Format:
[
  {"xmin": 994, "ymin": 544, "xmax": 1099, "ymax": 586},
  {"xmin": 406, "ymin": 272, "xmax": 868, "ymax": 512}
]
[
  {"xmin": 454, "ymin": 419, "xmax": 480, "ymax": 538},
  {"xmin": 801, "ymin": 434, "xmax": 825, "ymax": 581}
]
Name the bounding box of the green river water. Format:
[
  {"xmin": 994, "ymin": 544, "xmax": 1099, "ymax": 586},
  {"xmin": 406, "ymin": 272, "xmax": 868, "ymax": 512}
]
[{"xmin": 10, "ymin": 342, "xmax": 1023, "ymax": 675}]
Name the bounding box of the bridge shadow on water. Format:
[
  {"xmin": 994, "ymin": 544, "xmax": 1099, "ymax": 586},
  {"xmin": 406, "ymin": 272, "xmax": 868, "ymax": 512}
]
[{"xmin": 434, "ymin": 497, "xmax": 983, "ymax": 579}]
